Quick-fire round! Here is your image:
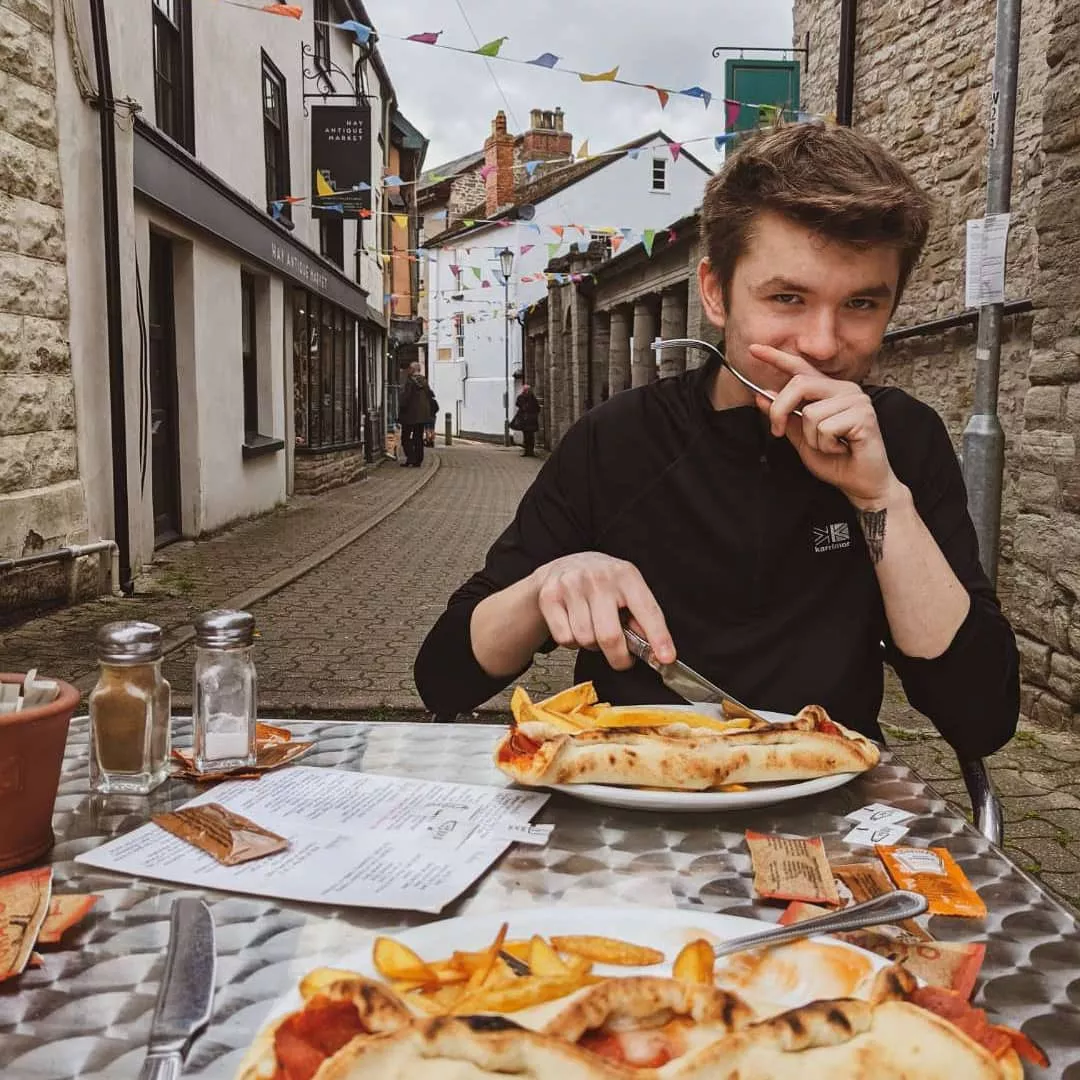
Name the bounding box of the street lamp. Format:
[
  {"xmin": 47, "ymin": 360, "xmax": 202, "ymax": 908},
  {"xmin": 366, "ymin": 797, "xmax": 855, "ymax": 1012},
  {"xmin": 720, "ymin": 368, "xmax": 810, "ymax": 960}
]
[{"xmin": 499, "ymin": 246, "xmax": 514, "ymax": 446}]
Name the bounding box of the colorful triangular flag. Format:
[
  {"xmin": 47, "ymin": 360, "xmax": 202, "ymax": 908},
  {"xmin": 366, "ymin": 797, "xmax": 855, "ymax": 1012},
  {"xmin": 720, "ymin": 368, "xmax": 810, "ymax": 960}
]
[
  {"xmin": 669, "ymin": 142, "xmax": 682, "ymax": 162},
  {"xmin": 480, "ymin": 163, "xmax": 496, "ymax": 180},
  {"xmin": 550, "ymin": 225, "xmax": 565, "ymax": 238},
  {"xmin": 471, "ymin": 266, "xmax": 483, "ymax": 279},
  {"xmin": 393, "ymin": 215, "xmax": 408, "ymax": 230},
  {"xmin": 714, "ymin": 133, "xmax": 737, "ymax": 151},
  {"xmin": 462, "ymin": 219, "xmax": 476, "ymax": 227},
  {"xmin": 644, "ymin": 85, "xmax": 670, "ymax": 109},
  {"xmin": 261, "ymin": 4, "xmax": 302, "ymax": 18},
  {"xmin": 474, "ymin": 37, "xmax": 508, "ymax": 57},
  {"xmin": 331, "ymin": 20, "xmax": 373, "ymax": 44},
  {"xmin": 547, "ymin": 242, "xmax": 560, "ymax": 258},
  {"xmin": 524, "ymin": 160, "xmax": 542, "ymax": 177},
  {"xmin": 575, "ymin": 140, "xmax": 589, "ymax": 161},
  {"xmin": 579, "ymin": 66, "xmax": 619, "ymax": 82},
  {"xmin": 407, "ymin": 31, "xmax": 442, "ymax": 44},
  {"xmin": 627, "ymin": 148, "xmax": 642, "ymax": 160},
  {"xmin": 382, "ymin": 174, "xmax": 404, "ymax": 186},
  {"xmin": 680, "ymin": 86, "xmax": 712, "ymax": 108},
  {"xmin": 642, "ymin": 229, "xmax": 656, "ymax": 257},
  {"xmin": 725, "ymin": 99, "xmax": 742, "ymax": 129},
  {"xmin": 527, "ymin": 52, "xmax": 560, "ymax": 68},
  {"xmin": 315, "ymin": 170, "xmax": 335, "ymax": 197},
  {"xmin": 611, "ymin": 234, "xmax": 624, "ymax": 253},
  {"xmin": 520, "ymin": 244, "xmax": 534, "ymax": 255}
]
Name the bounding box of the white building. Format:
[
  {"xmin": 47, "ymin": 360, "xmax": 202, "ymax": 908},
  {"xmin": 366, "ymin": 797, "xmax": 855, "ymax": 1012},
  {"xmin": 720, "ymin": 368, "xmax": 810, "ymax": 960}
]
[
  {"xmin": 420, "ymin": 111, "xmax": 712, "ymax": 439},
  {"xmin": 48, "ymin": 0, "xmax": 419, "ymax": 590}
]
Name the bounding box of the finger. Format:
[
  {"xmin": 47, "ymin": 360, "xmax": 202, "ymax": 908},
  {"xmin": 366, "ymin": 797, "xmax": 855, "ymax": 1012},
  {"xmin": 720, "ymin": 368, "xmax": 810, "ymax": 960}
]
[
  {"xmin": 592, "ymin": 597, "xmax": 633, "ymax": 671},
  {"xmin": 537, "ymin": 587, "xmax": 577, "ymax": 650},
  {"xmin": 817, "ymin": 406, "xmax": 873, "ymax": 452},
  {"xmin": 619, "ymin": 574, "xmax": 675, "ymax": 664},
  {"xmin": 800, "ymin": 395, "xmax": 858, "ymax": 453},
  {"xmin": 748, "ymin": 343, "xmax": 819, "ymax": 378},
  {"xmin": 564, "ymin": 591, "xmax": 598, "ymax": 652}
]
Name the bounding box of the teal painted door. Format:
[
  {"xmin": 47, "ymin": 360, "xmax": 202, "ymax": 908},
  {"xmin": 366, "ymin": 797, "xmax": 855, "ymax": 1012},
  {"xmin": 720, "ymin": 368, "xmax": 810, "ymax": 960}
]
[{"xmin": 725, "ymin": 59, "xmax": 801, "ymax": 131}]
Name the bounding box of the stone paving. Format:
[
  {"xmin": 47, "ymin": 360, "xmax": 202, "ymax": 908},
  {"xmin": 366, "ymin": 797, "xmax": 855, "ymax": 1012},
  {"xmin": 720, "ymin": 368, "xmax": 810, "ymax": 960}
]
[{"xmin": 1, "ymin": 440, "xmax": 1078, "ymax": 910}]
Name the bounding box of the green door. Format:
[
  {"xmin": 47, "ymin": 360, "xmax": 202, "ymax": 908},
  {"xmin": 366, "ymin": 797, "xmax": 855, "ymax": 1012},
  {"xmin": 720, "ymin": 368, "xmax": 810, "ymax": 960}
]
[{"xmin": 725, "ymin": 59, "xmax": 801, "ymax": 131}]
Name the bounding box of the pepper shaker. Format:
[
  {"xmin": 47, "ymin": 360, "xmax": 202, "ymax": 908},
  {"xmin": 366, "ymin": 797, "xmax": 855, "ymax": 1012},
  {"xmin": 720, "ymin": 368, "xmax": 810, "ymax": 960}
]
[
  {"xmin": 192, "ymin": 610, "xmax": 258, "ymax": 774},
  {"xmin": 88, "ymin": 621, "xmax": 171, "ymax": 794}
]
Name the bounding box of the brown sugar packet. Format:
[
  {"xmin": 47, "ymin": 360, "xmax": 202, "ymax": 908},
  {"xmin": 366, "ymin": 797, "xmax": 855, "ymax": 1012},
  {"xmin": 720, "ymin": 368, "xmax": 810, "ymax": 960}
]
[
  {"xmin": 170, "ymin": 731, "xmax": 314, "ymax": 782},
  {"xmin": 37, "ymin": 894, "xmax": 101, "ymax": 945},
  {"xmin": 0, "ymin": 866, "xmax": 52, "ymax": 981},
  {"xmin": 745, "ymin": 831, "xmax": 841, "ymax": 905},
  {"xmin": 833, "ymin": 862, "xmax": 933, "ymax": 941},
  {"xmin": 153, "ymin": 803, "xmax": 289, "ymax": 865}
]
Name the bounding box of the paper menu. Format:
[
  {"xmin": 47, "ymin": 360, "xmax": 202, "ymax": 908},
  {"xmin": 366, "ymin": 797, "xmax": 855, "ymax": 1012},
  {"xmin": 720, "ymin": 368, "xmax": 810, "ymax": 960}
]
[{"xmin": 74, "ymin": 766, "xmax": 549, "ymax": 914}]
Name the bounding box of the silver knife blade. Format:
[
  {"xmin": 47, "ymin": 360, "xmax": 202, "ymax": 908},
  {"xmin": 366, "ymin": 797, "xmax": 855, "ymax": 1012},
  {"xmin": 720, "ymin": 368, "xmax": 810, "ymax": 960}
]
[
  {"xmin": 146, "ymin": 897, "xmax": 216, "ymax": 1056},
  {"xmin": 623, "ymin": 627, "xmax": 770, "ymax": 725}
]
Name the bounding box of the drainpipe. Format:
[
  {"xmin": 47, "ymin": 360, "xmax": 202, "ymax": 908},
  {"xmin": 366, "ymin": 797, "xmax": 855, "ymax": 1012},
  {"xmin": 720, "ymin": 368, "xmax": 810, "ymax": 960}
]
[
  {"xmin": 836, "ymin": 0, "xmax": 857, "ymax": 125},
  {"xmin": 88, "ymin": 0, "xmax": 134, "ymax": 593},
  {"xmin": 961, "ymin": 0, "xmax": 1021, "ymax": 589}
]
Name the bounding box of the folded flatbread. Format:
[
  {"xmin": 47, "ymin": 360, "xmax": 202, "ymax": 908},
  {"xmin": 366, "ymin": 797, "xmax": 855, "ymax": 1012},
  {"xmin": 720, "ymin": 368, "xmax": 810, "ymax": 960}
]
[
  {"xmin": 494, "ymin": 705, "xmax": 879, "ymax": 790},
  {"xmin": 235, "ymin": 972, "xmax": 412, "ymax": 1080}
]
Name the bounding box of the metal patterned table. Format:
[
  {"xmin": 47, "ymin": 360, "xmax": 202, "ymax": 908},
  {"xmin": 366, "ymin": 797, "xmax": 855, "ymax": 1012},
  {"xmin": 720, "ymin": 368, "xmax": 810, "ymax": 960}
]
[{"xmin": 2, "ymin": 718, "xmax": 1078, "ymax": 1079}]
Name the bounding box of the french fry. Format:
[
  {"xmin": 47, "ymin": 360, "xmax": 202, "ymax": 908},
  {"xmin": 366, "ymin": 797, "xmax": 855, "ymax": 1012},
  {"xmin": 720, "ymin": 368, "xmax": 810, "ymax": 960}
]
[
  {"xmin": 549, "ymin": 935, "xmax": 665, "ymax": 966},
  {"xmin": 527, "ymin": 934, "xmax": 571, "ymax": 977},
  {"xmin": 673, "ymin": 939, "xmax": 715, "ymax": 985},
  {"xmin": 537, "ymin": 682, "xmax": 598, "ymax": 715},
  {"xmin": 373, "ymin": 937, "xmax": 436, "ymax": 982},
  {"xmin": 454, "ymin": 974, "xmax": 603, "ymax": 1014},
  {"xmin": 406, "ymin": 983, "xmax": 471, "ymax": 1016},
  {"xmin": 465, "ymin": 922, "xmax": 509, "ymax": 989},
  {"xmin": 299, "ymin": 967, "xmax": 366, "ymax": 1000},
  {"xmin": 524, "ymin": 704, "xmax": 584, "ymax": 732},
  {"xmin": 510, "ymin": 686, "xmax": 532, "ymax": 726},
  {"xmin": 584, "ymin": 707, "xmax": 755, "ymax": 733}
]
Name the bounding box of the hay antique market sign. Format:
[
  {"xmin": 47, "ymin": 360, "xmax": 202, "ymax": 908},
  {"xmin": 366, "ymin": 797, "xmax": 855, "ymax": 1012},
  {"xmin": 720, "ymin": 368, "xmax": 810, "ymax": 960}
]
[{"xmin": 310, "ymin": 104, "xmax": 373, "ymax": 218}]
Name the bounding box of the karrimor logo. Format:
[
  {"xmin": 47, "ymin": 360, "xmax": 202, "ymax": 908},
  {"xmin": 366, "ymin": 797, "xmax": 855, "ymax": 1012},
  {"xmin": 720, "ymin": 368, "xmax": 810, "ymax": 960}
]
[{"xmin": 812, "ymin": 522, "xmax": 852, "ymax": 553}]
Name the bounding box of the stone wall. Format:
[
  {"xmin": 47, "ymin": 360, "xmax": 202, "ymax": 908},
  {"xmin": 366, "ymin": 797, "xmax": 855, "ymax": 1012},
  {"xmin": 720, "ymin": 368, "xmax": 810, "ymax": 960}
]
[
  {"xmin": 293, "ymin": 448, "xmax": 367, "ymax": 495},
  {"xmin": 0, "ymin": 0, "xmax": 89, "ymax": 610},
  {"xmin": 793, "ymin": 0, "xmax": 1080, "ymax": 728}
]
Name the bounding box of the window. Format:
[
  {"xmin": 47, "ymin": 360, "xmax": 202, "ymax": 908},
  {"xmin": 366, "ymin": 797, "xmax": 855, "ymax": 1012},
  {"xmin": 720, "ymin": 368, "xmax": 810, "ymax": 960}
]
[
  {"xmin": 651, "ymin": 156, "xmax": 668, "ymax": 192},
  {"xmin": 590, "ymin": 231, "xmax": 613, "ymax": 260},
  {"xmin": 262, "ymin": 53, "xmax": 291, "ymax": 219},
  {"xmin": 152, "ymin": 0, "xmax": 193, "ymax": 151},
  {"xmin": 313, "ymin": 0, "xmax": 330, "ymax": 72},
  {"xmin": 320, "ymin": 216, "xmax": 344, "ymax": 268},
  {"xmin": 453, "ymin": 313, "xmax": 465, "ymax": 358},
  {"xmin": 241, "ymin": 271, "xmax": 259, "ymax": 439}
]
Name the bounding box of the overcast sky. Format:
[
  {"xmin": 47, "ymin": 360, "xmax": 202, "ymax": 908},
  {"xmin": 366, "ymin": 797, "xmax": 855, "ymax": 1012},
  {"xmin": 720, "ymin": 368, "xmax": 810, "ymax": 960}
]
[{"xmin": 364, "ymin": 0, "xmax": 794, "ymax": 172}]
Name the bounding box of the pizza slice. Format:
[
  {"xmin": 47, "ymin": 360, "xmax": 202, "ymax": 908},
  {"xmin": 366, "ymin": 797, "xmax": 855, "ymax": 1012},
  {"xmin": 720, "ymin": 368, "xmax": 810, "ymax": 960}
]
[
  {"xmin": 494, "ymin": 703, "xmax": 879, "ymax": 790},
  {"xmin": 541, "ymin": 976, "xmax": 753, "ymax": 1070},
  {"xmin": 235, "ymin": 971, "xmax": 412, "ymax": 1080}
]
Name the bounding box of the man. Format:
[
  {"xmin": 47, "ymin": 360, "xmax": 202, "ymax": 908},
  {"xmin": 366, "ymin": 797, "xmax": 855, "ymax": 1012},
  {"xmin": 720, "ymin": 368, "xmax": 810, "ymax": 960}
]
[
  {"xmin": 513, "ymin": 385, "xmax": 542, "ymax": 457},
  {"xmin": 397, "ymin": 360, "xmax": 434, "ymax": 467},
  {"xmin": 414, "ymin": 124, "xmax": 1018, "ymax": 761}
]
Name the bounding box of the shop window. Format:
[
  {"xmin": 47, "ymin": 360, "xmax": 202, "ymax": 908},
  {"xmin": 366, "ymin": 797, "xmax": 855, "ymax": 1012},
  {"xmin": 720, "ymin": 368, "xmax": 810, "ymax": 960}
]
[
  {"xmin": 240, "ymin": 272, "xmax": 283, "ymax": 459},
  {"xmin": 313, "ymin": 0, "xmax": 330, "ymax": 72},
  {"xmin": 152, "ymin": 0, "xmax": 193, "ymax": 151}
]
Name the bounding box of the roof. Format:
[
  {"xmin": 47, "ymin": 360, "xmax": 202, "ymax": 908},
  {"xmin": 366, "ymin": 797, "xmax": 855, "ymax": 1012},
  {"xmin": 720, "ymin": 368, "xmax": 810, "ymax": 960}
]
[
  {"xmin": 419, "ymin": 149, "xmax": 486, "ymax": 191},
  {"xmin": 425, "ymin": 131, "xmax": 714, "ymax": 248}
]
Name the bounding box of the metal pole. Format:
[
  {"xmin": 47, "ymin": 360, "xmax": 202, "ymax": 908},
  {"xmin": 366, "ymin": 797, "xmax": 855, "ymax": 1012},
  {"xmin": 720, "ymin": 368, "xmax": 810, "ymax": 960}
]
[
  {"xmin": 962, "ymin": 0, "xmax": 1021, "ymax": 588},
  {"xmin": 503, "ymin": 278, "xmax": 511, "ymax": 446}
]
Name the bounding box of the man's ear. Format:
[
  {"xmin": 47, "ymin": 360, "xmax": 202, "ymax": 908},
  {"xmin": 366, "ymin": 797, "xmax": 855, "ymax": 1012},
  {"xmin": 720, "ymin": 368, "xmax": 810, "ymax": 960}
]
[{"xmin": 697, "ymin": 258, "xmax": 727, "ymax": 330}]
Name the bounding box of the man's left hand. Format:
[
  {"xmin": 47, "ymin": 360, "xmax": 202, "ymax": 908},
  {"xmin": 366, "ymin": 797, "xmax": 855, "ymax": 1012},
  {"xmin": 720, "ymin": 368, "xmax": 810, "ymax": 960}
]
[{"xmin": 748, "ymin": 344, "xmax": 901, "ymax": 508}]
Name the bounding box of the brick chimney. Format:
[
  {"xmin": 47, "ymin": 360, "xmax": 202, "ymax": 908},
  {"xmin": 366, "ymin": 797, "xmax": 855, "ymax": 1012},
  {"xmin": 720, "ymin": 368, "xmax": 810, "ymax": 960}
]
[
  {"xmin": 521, "ymin": 107, "xmax": 572, "ymax": 165},
  {"xmin": 484, "ymin": 110, "xmax": 516, "ymax": 217}
]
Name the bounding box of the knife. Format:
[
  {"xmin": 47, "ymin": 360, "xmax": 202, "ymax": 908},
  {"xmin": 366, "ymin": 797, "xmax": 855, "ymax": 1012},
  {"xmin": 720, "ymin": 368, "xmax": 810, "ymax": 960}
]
[
  {"xmin": 623, "ymin": 626, "xmax": 771, "ymax": 726},
  {"xmin": 138, "ymin": 897, "xmax": 216, "ymax": 1080}
]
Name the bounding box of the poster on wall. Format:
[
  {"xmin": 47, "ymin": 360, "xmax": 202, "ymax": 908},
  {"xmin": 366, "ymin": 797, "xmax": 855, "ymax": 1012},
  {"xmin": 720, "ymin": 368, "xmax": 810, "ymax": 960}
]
[{"xmin": 311, "ymin": 103, "xmax": 372, "ymax": 218}]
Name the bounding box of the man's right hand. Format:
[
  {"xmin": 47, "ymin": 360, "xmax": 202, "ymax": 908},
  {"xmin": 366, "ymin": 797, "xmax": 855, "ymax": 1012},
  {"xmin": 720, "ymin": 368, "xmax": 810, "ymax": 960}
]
[{"xmin": 530, "ymin": 552, "xmax": 675, "ymax": 670}]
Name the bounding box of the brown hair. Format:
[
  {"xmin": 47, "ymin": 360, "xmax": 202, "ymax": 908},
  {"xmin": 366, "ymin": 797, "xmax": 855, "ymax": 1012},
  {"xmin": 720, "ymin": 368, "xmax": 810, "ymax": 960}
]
[{"xmin": 700, "ymin": 123, "xmax": 932, "ymax": 309}]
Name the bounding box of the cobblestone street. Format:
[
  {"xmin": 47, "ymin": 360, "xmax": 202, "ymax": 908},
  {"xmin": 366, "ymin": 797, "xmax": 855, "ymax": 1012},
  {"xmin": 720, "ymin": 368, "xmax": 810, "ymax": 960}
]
[{"xmin": 2, "ymin": 441, "xmax": 1079, "ymax": 909}]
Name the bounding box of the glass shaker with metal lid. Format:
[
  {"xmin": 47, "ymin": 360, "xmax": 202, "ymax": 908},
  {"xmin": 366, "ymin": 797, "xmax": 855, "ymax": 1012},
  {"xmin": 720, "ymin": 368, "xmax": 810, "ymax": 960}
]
[
  {"xmin": 88, "ymin": 620, "xmax": 171, "ymax": 794},
  {"xmin": 192, "ymin": 609, "xmax": 258, "ymax": 774}
]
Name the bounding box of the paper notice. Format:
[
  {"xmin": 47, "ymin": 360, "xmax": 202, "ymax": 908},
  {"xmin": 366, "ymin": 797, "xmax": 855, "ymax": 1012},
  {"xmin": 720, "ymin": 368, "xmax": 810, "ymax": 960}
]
[
  {"xmin": 842, "ymin": 821, "xmax": 910, "ymax": 847},
  {"xmin": 76, "ymin": 766, "xmax": 549, "ymax": 914},
  {"xmin": 845, "ymin": 803, "xmax": 914, "ymax": 826},
  {"xmin": 965, "ymin": 213, "xmax": 1010, "ymax": 308},
  {"xmin": 0, "ymin": 867, "xmax": 52, "ymax": 981},
  {"xmin": 745, "ymin": 831, "xmax": 840, "ymax": 905}
]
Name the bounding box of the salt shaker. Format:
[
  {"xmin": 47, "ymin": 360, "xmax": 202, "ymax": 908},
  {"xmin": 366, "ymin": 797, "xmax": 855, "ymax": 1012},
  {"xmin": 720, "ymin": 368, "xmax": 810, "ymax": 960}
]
[
  {"xmin": 192, "ymin": 609, "xmax": 258, "ymax": 773},
  {"xmin": 88, "ymin": 621, "xmax": 171, "ymax": 794}
]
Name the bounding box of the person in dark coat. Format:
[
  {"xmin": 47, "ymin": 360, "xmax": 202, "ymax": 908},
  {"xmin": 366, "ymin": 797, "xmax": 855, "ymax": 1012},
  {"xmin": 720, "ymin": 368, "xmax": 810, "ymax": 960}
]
[
  {"xmin": 398, "ymin": 361, "xmax": 435, "ymax": 467},
  {"xmin": 513, "ymin": 385, "xmax": 541, "ymax": 456}
]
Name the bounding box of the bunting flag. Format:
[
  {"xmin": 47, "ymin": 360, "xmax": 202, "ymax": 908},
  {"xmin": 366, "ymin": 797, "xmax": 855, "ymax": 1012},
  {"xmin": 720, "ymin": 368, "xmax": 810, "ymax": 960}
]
[
  {"xmin": 579, "ymin": 66, "xmax": 619, "ymax": 82},
  {"xmin": 315, "ymin": 170, "xmax": 335, "ymax": 197},
  {"xmin": 644, "ymin": 85, "xmax": 669, "ymax": 109},
  {"xmin": 481, "ymin": 280, "xmax": 492, "ymax": 288},
  {"xmin": 550, "ymin": 225, "xmax": 565, "ymax": 238},
  {"xmin": 261, "ymin": 3, "xmax": 302, "ymax": 17},
  {"xmin": 575, "ymin": 140, "xmax": 589, "ymax": 161},
  {"xmin": 619, "ymin": 227, "xmax": 633, "ymax": 239},
  {"xmin": 524, "ymin": 222, "xmax": 542, "ymax": 234},
  {"xmin": 642, "ymin": 228, "xmax": 656, "ymax": 257},
  {"xmin": 474, "ymin": 37, "xmax": 508, "ymax": 57},
  {"xmin": 680, "ymin": 86, "xmax": 712, "ymax": 108},
  {"xmin": 350, "ymin": 181, "xmax": 371, "ymax": 192},
  {"xmin": 611, "ymin": 234, "xmax": 624, "ymax": 253},
  {"xmin": 325, "ymin": 203, "xmax": 344, "ymax": 214},
  {"xmin": 725, "ymin": 99, "xmax": 742, "ymax": 129},
  {"xmin": 471, "ymin": 267, "xmax": 483, "ymax": 279},
  {"xmin": 383, "ymin": 174, "xmax": 404, "ymax": 186},
  {"xmin": 520, "ymin": 244, "xmax": 534, "ymax": 255},
  {"xmin": 668, "ymin": 229, "xmax": 678, "ymax": 243},
  {"xmin": 528, "ymin": 52, "xmax": 560, "ymax": 68},
  {"xmin": 392, "ymin": 214, "xmax": 408, "ymax": 229},
  {"xmin": 627, "ymin": 148, "xmax": 641, "ymax": 160},
  {"xmin": 547, "ymin": 242, "xmax": 560, "ymax": 258},
  {"xmin": 714, "ymin": 133, "xmax": 737, "ymax": 151},
  {"xmin": 524, "ymin": 160, "xmax": 542, "ymax": 177},
  {"xmin": 407, "ymin": 31, "xmax": 442, "ymax": 44},
  {"xmin": 431, "ymin": 209, "xmax": 448, "ymax": 220},
  {"xmin": 270, "ymin": 201, "xmax": 285, "ymax": 221},
  {"xmin": 379, "ymin": 253, "xmax": 391, "ymax": 266},
  {"xmin": 480, "ymin": 163, "xmax": 496, "ymax": 180},
  {"xmin": 574, "ymin": 224, "xmax": 588, "ymax": 235},
  {"xmin": 449, "ymin": 263, "xmax": 461, "ymax": 276},
  {"xmin": 669, "ymin": 142, "xmax": 682, "ymax": 162},
  {"xmin": 462, "ymin": 219, "xmax": 476, "ymax": 227},
  {"xmin": 331, "ymin": 20, "xmax": 373, "ymax": 44}
]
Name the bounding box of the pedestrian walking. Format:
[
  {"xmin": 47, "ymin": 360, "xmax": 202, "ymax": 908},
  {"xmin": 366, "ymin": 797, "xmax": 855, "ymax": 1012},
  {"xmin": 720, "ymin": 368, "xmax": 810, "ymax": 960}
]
[
  {"xmin": 397, "ymin": 361, "xmax": 436, "ymax": 467},
  {"xmin": 511, "ymin": 385, "xmax": 541, "ymax": 457}
]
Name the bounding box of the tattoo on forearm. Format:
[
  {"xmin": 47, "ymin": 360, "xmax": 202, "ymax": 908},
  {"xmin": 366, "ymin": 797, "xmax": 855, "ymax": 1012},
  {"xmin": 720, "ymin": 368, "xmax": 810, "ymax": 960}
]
[{"xmin": 858, "ymin": 508, "xmax": 887, "ymax": 564}]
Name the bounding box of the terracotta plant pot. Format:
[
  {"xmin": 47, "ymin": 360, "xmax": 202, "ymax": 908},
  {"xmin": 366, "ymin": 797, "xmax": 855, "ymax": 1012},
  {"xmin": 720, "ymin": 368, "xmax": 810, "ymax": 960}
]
[{"xmin": 0, "ymin": 672, "xmax": 80, "ymax": 872}]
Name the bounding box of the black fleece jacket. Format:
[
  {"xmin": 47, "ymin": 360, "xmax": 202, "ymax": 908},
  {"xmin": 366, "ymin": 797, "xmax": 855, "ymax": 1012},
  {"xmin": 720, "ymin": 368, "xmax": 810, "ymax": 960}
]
[{"xmin": 414, "ymin": 361, "xmax": 1019, "ymax": 761}]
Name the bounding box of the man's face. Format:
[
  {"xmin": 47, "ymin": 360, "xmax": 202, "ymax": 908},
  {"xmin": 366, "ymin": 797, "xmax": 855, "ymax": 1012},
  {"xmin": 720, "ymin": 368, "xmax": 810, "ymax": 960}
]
[{"xmin": 698, "ymin": 211, "xmax": 900, "ymax": 406}]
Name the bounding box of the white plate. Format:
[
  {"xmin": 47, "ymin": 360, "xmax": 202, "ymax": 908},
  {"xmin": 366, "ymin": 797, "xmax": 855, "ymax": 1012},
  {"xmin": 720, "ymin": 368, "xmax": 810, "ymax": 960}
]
[
  {"xmin": 546, "ymin": 706, "xmax": 861, "ymax": 813},
  {"xmin": 254, "ymin": 904, "xmax": 889, "ymax": 1036}
]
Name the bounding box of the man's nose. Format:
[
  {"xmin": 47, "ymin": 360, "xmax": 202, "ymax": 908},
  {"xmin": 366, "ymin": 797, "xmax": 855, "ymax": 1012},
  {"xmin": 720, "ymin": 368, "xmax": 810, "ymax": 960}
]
[{"xmin": 796, "ymin": 308, "xmax": 840, "ymax": 366}]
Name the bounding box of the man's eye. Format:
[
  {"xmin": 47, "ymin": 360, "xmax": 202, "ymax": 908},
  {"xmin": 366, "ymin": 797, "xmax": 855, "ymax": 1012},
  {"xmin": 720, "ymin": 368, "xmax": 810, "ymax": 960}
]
[
  {"xmin": 848, "ymin": 298, "xmax": 879, "ymax": 311},
  {"xmin": 772, "ymin": 293, "xmax": 801, "ymax": 305}
]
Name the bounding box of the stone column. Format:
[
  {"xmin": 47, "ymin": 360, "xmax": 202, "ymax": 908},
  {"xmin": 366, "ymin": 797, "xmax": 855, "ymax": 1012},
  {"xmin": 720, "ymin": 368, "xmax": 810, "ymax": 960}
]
[
  {"xmin": 607, "ymin": 306, "xmax": 631, "ymax": 395},
  {"xmin": 590, "ymin": 310, "xmax": 610, "ymax": 405},
  {"xmin": 631, "ymin": 297, "xmax": 658, "ymax": 387},
  {"xmin": 659, "ymin": 287, "xmax": 688, "ymax": 377}
]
